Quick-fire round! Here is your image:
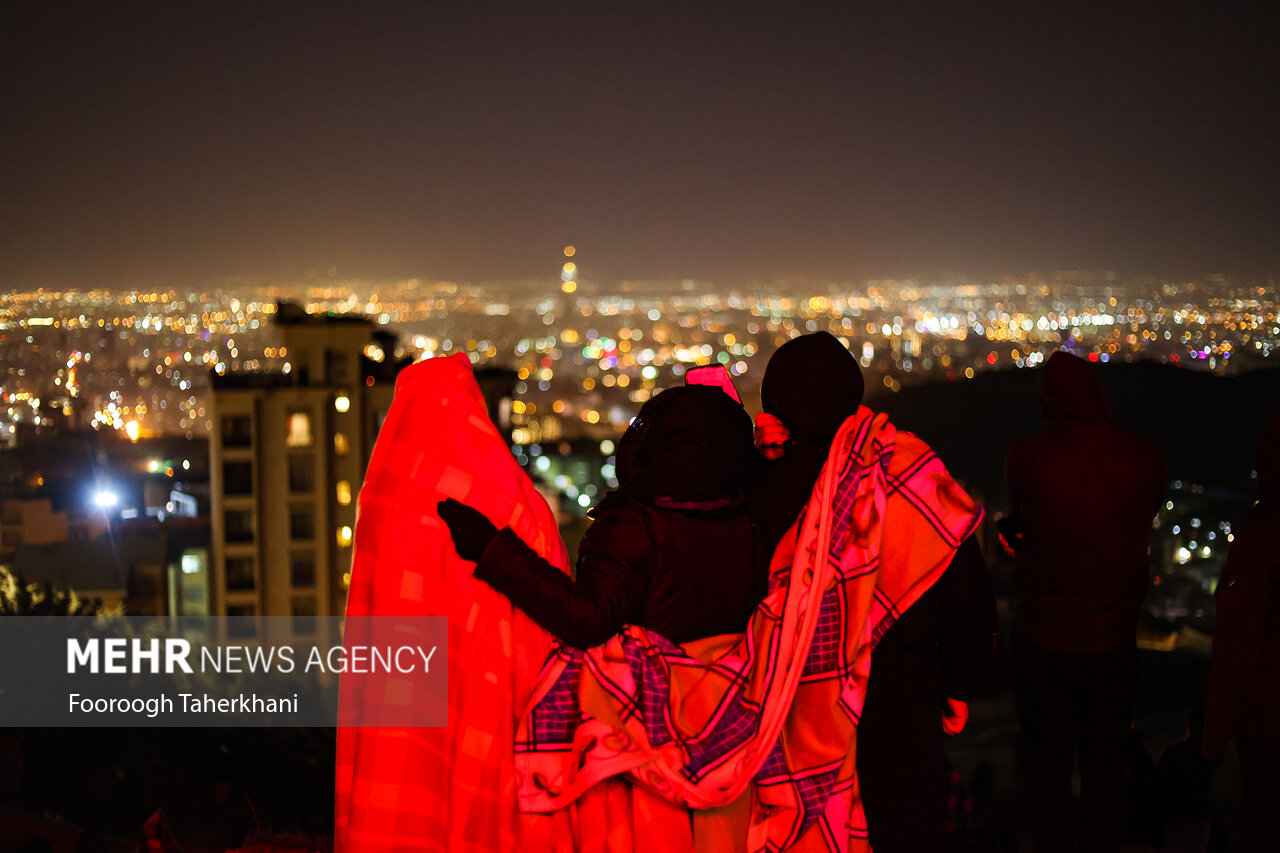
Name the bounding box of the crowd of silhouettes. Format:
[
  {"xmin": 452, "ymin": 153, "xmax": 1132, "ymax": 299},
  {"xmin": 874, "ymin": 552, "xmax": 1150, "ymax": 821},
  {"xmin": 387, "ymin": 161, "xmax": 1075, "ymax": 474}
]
[{"xmin": 6, "ymin": 333, "xmax": 1272, "ymax": 852}]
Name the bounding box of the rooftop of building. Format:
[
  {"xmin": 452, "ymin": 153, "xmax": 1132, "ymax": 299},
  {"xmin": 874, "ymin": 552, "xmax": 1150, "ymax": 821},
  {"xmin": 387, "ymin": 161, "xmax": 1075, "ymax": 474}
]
[
  {"xmin": 212, "ymin": 302, "xmax": 410, "ymax": 390},
  {"xmin": 273, "ymin": 300, "xmax": 373, "ymax": 327}
]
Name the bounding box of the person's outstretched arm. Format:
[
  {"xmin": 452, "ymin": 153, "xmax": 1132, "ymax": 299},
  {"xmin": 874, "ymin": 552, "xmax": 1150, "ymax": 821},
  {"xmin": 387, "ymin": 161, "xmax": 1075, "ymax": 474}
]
[{"xmin": 440, "ymin": 498, "xmax": 651, "ymax": 649}]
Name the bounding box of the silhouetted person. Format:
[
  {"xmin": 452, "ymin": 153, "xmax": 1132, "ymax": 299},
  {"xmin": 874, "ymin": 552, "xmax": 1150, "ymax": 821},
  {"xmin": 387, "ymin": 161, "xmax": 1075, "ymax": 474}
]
[
  {"xmin": 1203, "ymin": 409, "xmax": 1280, "ymax": 853},
  {"xmin": 440, "ymin": 384, "xmax": 758, "ymax": 648},
  {"xmin": 1003, "ymin": 350, "xmax": 1165, "ymax": 853},
  {"xmin": 752, "ymin": 332, "xmax": 1010, "ymax": 853}
]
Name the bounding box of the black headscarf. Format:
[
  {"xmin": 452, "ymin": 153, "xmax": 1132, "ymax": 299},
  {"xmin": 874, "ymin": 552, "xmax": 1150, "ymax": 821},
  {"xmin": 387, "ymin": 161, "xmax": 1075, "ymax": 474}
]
[
  {"xmin": 612, "ymin": 384, "xmax": 754, "ymax": 508},
  {"xmin": 754, "ymin": 332, "xmax": 865, "ymax": 552}
]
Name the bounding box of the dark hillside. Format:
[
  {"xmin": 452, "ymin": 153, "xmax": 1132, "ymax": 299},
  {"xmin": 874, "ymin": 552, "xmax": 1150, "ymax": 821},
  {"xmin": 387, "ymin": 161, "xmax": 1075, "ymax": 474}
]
[{"xmin": 871, "ymin": 363, "xmax": 1280, "ymax": 510}]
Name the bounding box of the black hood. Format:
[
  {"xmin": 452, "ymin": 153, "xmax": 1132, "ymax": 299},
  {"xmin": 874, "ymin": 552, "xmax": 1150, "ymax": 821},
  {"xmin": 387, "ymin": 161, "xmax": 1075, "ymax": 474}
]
[
  {"xmin": 1041, "ymin": 350, "xmax": 1112, "ymax": 424},
  {"xmin": 614, "ymin": 384, "xmax": 754, "ymax": 506},
  {"xmin": 753, "ymin": 332, "xmax": 864, "ymax": 555},
  {"xmin": 760, "ymin": 332, "xmax": 865, "ymax": 444}
]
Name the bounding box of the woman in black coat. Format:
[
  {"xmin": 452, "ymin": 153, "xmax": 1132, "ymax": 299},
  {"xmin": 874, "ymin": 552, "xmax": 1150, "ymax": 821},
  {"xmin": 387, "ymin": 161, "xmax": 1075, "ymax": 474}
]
[
  {"xmin": 751, "ymin": 331, "xmax": 1010, "ymax": 853},
  {"xmin": 439, "ymin": 384, "xmax": 760, "ymax": 649}
]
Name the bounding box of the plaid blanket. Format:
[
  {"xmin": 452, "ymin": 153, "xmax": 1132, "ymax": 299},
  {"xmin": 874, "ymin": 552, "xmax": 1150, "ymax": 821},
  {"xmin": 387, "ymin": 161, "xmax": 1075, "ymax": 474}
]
[{"xmin": 513, "ymin": 407, "xmax": 983, "ymax": 852}]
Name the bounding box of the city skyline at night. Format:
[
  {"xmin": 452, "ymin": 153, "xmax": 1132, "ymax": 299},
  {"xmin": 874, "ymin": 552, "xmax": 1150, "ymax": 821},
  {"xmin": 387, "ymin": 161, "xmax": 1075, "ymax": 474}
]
[{"xmin": 2, "ymin": 269, "xmax": 1276, "ymax": 444}]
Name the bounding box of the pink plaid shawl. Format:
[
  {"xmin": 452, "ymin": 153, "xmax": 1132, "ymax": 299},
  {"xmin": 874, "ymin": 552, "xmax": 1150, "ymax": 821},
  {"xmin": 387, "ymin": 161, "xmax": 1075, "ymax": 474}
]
[{"xmin": 513, "ymin": 407, "xmax": 982, "ymax": 852}]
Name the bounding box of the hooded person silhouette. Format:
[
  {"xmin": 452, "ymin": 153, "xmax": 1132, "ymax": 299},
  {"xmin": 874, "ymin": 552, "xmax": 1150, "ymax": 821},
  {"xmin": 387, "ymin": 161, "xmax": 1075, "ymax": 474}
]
[
  {"xmin": 751, "ymin": 330, "xmax": 867, "ymax": 554},
  {"xmin": 440, "ymin": 383, "xmax": 758, "ymax": 648},
  {"xmin": 1006, "ymin": 350, "xmax": 1166, "ymax": 653},
  {"xmin": 1204, "ymin": 409, "xmax": 1280, "ymax": 853},
  {"xmin": 750, "ymin": 331, "xmax": 1009, "ymax": 853},
  {"xmin": 1004, "ymin": 349, "xmax": 1166, "ymax": 853}
]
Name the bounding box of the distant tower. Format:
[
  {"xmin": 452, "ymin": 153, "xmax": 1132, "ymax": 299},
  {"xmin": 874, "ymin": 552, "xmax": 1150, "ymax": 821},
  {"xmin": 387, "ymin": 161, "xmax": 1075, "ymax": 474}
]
[
  {"xmin": 561, "ymin": 245, "xmax": 578, "ymax": 294},
  {"xmin": 559, "ymin": 245, "xmax": 579, "ymax": 321}
]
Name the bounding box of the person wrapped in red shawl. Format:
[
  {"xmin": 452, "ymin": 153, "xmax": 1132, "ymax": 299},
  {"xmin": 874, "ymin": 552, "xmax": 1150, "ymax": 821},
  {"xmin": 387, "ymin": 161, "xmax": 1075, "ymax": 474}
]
[{"xmin": 750, "ymin": 332, "xmax": 1010, "ymax": 853}]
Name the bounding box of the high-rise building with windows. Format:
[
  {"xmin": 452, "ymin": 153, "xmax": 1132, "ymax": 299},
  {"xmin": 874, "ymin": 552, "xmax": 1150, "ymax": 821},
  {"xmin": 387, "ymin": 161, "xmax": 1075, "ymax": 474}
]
[{"xmin": 208, "ymin": 303, "xmax": 405, "ymax": 645}]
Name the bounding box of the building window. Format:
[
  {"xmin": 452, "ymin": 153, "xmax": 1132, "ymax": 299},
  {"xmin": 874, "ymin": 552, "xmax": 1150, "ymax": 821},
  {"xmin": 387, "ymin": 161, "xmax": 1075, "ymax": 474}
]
[
  {"xmin": 226, "ymin": 604, "xmax": 256, "ymax": 638},
  {"xmin": 291, "ymin": 596, "xmax": 318, "ymax": 636},
  {"xmin": 326, "ymin": 349, "xmax": 350, "ymax": 384},
  {"xmin": 288, "ymin": 455, "xmax": 316, "ymax": 493},
  {"xmin": 290, "ymin": 553, "xmax": 316, "ymax": 588},
  {"xmin": 336, "ymin": 525, "xmax": 353, "ymax": 548},
  {"xmin": 286, "ymin": 410, "xmax": 313, "ymax": 447},
  {"xmin": 222, "ymin": 415, "xmax": 252, "ymax": 448},
  {"xmin": 224, "ymin": 510, "xmax": 254, "ymax": 543},
  {"xmin": 336, "ymin": 480, "xmax": 352, "ymax": 506},
  {"xmin": 290, "ymin": 505, "xmax": 315, "ymax": 541},
  {"xmin": 333, "ymin": 432, "xmax": 350, "ymax": 456},
  {"xmin": 225, "ymin": 557, "xmax": 255, "ymax": 591},
  {"xmin": 222, "ymin": 461, "xmax": 253, "ymax": 496}
]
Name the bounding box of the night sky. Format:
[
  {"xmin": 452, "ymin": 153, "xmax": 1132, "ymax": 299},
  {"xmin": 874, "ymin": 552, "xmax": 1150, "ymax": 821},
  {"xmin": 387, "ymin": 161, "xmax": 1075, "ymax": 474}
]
[{"xmin": 3, "ymin": 1, "xmax": 1278, "ymax": 287}]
